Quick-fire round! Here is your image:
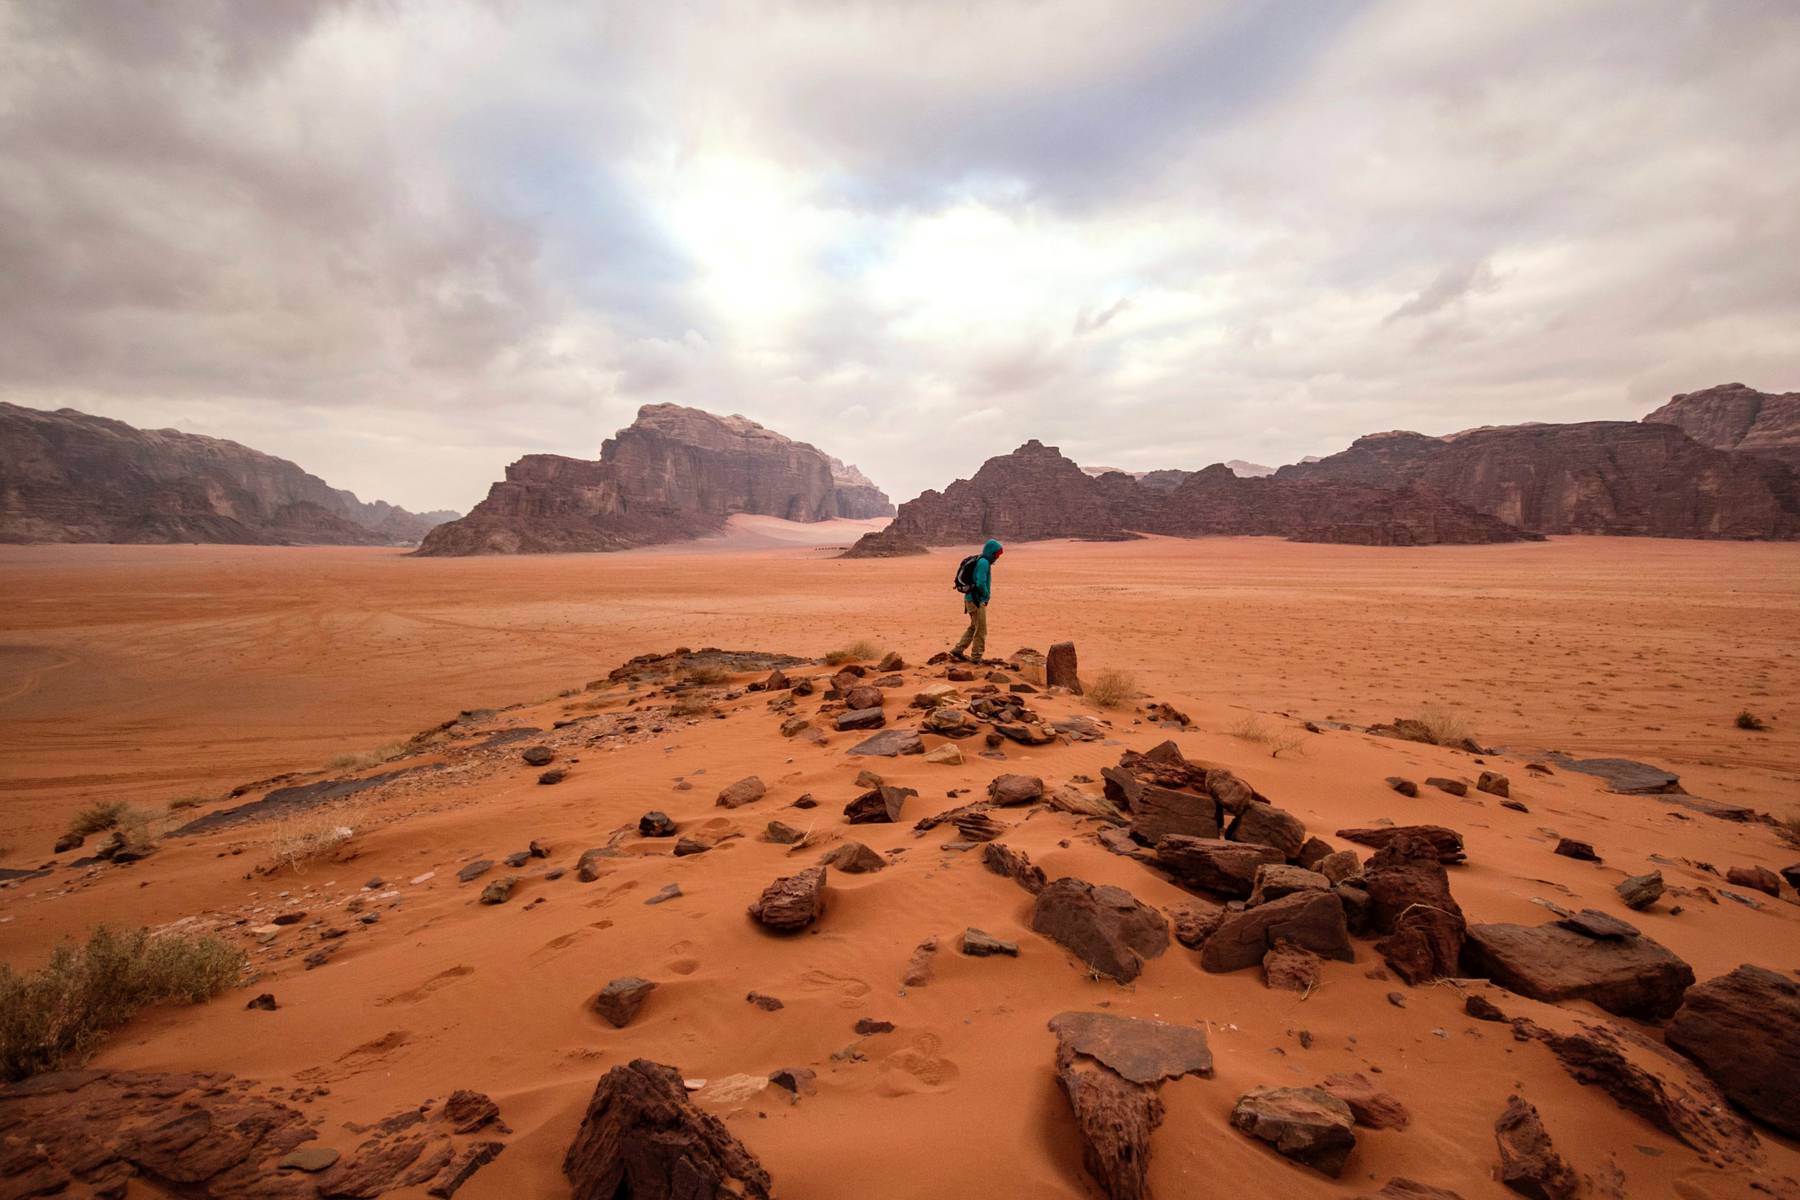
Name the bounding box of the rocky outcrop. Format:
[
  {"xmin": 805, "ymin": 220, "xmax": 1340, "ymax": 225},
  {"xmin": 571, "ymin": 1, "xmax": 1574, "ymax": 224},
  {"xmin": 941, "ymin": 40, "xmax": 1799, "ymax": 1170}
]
[
  {"xmin": 419, "ymin": 404, "xmax": 890, "ymax": 555},
  {"xmin": 1644, "ymin": 382, "xmax": 1800, "ymax": 468},
  {"xmin": 1461, "ymin": 920, "xmax": 1694, "ymax": 1020},
  {"xmin": 0, "ymin": 402, "xmax": 456, "ymax": 545},
  {"xmin": 563, "ymin": 1059, "xmax": 771, "ymax": 1200},
  {"xmin": 1665, "ymin": 964, "xmax": 1800, "ymax": 1137},
  {"xmin": 845, "ymin": 440, "xmax": 1539, "ymax": 555},
  {"xmin": 1278, "ymin": 420, "xmax": 1800, "ymax": 540}
]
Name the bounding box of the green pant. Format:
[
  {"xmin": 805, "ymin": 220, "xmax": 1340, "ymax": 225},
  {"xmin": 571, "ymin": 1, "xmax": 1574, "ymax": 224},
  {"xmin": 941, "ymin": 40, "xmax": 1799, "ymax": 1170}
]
[{"xmin": 953, "ymin": 598, "xmax": 987, "ymax": 660}]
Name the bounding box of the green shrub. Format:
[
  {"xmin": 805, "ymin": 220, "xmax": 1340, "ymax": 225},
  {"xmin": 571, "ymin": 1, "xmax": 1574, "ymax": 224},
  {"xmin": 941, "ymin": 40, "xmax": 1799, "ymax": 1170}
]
[{"xmin": 0, "ymin": 926, "xmax": 245, "ymax": 1081}]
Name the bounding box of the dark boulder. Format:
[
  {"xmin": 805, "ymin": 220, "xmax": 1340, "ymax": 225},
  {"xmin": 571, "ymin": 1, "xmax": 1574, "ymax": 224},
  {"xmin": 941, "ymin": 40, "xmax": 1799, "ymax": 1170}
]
[
  {"xmin": 1493, "ymin": 1095, "xmax": 1577, "ymax": 1200},
  {"xmin": 1461, "ymin": 921, "xmax": 1693, "ymax": 1020},
  {"xmin": 1030, "ymin": 877, "xmax": 1170, "ymax": 983},
  {"xmin": 1201, "ymin": 889, "xmax": 1353, "ymax": 974},
  {"xmin": 562, "ymin": 1059, "xmax": 771, "ymax": 1200},
  {"xmin": 1666, "ymin": 963, "xmax": 1800, "ymax": 1137},
  {"xmin": 747, "ymin": 866, "xmax": 827, "ymax": 932},
  {"xmin": 1230, "ymin": 1086, "xmax": 1356, "ymax": 1177}
]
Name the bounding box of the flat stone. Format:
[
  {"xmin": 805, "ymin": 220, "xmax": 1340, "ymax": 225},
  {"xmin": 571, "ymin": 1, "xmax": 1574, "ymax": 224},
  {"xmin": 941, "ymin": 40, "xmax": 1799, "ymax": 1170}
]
[
  {"xmin": 818, "ymin": 841, "xmax": 886, "ymax": 874},
  {"xmin": 279, "ymin": 1146, "xmax": 342, "ymax": 1172},
  {"xmin": 1461, "ymin": 920, "xmax": 1694, "ymax": 1020},
  {"xmin": 1320, "ymin": 1072, "xmax": 1410, "ymax": 1129},
  {"xmin": 1556, "ymin": 909, "xmax": 1639, "ymax": 940},
  {"xmin": 716, "ymin": 776, "xmax": 766, "ymax": 809},
  {"xmin": 479, "ymin": 876, "xmax": 520, "ymax": 904},
  {"xmin": 644, "ymin": 883, "xmax": 682, "ymax": 905},
  {"xmin": 1541, "ymin": 754, "xmax": 1680, "ymax": 794},
  {"xmin": 1249, "ymin": 863, "xmax": 1329, "ymax": 906},
  {"xmin": 1336, "ymin": 825, "xmax": 1465, "ymax": 864},
  {"xmin": 1030, "ymin": 877, "xmax": 1169, "ymax": 983},
  {"xmin": 457, "ymin": 859, "xmax": 495, "ymax": 883},
  {"xmin": 961, "ymin": 927, "xmax": 1020, "ymax": 957},
  {"xmin": 1048, "ymin": 1011, "xmax": 1213, "ymax": 1084},
  {"xmin": 846, "ymin": 728, "xmax": 925, "ymax": 757},
  {"xmin": 1424, "ymin": 776, "xmax": 1467, "ymax": 797},
  {"xmin": 1553, "ymin": 837, "xmax": 1599, "ymax": 861},
  {"xmin": 1616, "ymin": 870, "xmax": 1664, "ymax": 910},
  {"xmin": 1230, "ymin": 1086, "xmax": 1357, "ymax": 1178}
]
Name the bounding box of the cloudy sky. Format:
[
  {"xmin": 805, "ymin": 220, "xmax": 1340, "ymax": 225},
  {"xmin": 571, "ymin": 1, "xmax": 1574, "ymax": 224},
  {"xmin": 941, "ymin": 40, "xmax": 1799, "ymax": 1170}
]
[{"xmin": 4, "ymin": 1, "xmax": 1798, "ymax": 513}]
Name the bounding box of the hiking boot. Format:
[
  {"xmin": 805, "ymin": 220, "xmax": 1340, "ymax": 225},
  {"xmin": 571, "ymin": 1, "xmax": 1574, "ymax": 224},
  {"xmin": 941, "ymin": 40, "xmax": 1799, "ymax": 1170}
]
[{"xmin": 948, "ymin": 650, "xmax": 969, "ymax": 663}]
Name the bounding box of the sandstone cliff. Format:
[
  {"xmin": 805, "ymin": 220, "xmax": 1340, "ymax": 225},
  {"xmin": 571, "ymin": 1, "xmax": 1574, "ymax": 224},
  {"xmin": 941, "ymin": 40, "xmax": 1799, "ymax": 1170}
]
[
  {"xmin": 843, "ymin": 440, "xmax": 1539, "ymax": 556},
  {"xmin": 1276, "ymin": 420, "xmax": 1800, "ymax": 540},
  {"xmin": 1643, "ymin": 382, "xmax": 1800, "ymax": 468},
  {"xmin": 416, "ymin": 405, "xmax": 892, "ymax": 556},
  {"xmin": 0, "ymin": 403, "xmax": 457, "ymax": 546}
]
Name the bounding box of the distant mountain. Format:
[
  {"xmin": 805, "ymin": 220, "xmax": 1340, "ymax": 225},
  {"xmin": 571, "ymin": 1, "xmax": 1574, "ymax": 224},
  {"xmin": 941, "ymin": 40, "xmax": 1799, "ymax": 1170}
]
[
  {"xmin": 843, "ymin": 440, "xmax": 1535, "ymax": 556},
  {"xmin": 1222, "ymin": 459, "xmax": 1275, "ymax": 478},
  {"xmin": 1643, "ymin": 382, "xmax": 1800, "ymax": 468},
  {"xmin": 416, "ymin": 404, "xmax": 894, "ymax": 556},
  {"xmin": 1277, "ymin": 420, "xmax": 1799, "ymax": 539},
  {"xmin": 0, "ymin": 403, "xmax": 457, "ymax": 546}
]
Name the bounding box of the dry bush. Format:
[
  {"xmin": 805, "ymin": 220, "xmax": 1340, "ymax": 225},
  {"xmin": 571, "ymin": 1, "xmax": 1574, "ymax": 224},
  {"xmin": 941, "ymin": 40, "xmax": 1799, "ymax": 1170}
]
[
  {"xmin": 1779, "ymin": 812, "xmax": 1800, "ymax": 848},
  {"xmin": 1736, "ymin": 709, "xmax": 1767, "ymax": 731},
  {"xmin": 1084, "ymin": 669, "xmax": 1137, "ymax": 710},
  {"xmin": 323, "ymin": 742, "xmax": 408, "ymax": 773},
  {"xmin": 0, "ymin": 925, "xmax": 245, "ymax": 1081},
  {"xmin": 682, "ymin": 663, "xmax": 730, "ymax": 686},
  {"xmin": 1415, "ymin": 702, "xmax": 1475, "ymax": 747},
  {"xmin": 1269, "ymin": 731, "xmax": 1307, "ymax": 759},
  {"xmin": 66, "ymin": 801, "xmax": 131, "ymax": 839},
  {"xmin": 165, "ymin": 794, "xmax": 205, "ymax": 813},
  {"xmin": 1230, "ymin": 714, "xmax": 1271, "ymax": 744},
  {"xmin": 670, "ymin": 696, "xmax": 715, "ymax": 718},
  {"xmin": 265, "ymin": 806, "xmax": 361, "ymax": 874},
  {"xmin": 823, "ymin": 640, "xmax": 882, "ymax": 666}
]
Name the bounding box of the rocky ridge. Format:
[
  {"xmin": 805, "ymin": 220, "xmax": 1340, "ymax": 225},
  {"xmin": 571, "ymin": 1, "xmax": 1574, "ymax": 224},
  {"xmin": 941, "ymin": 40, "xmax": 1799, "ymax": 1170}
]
[
  {"xmin": 1644, "ymin": 382, "xmax": 1800, "ymax": 469},
  {"xmin": 417, "ymin": 405, "xmax": 892, "ymax": 555},
  {"xmin": 0, "ymin": 402, "xmax": 457, "ymax": 546}
]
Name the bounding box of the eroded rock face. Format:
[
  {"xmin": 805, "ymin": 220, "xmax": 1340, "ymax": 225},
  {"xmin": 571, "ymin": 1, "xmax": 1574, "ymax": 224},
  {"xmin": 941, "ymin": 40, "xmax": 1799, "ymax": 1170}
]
[
  {"xmin": 0, "ymin": 402, "xmax": 456, "ymax": 546},
  {"xmin": 1666, "ymin": 964, "xmax": 1800, "ymax": 1137},
  {"xmin": 1644, "ymin": 382, "xmax": 1800, "ymax": 469},
  {"xmin": 1155, "ymin": 836, "xmax": 1282, "ymax": 898},
  {"xmin": 420, "ymin": 404, "xmax": 890, "ymax": 556},
  {"xmin": 747, "ymin": 866, "xmax": 827, "ymax": 932},
  {"xmin": 1201, "ymin": 890, "xmax": 1353, "ymax": 973},
  {"xmin": 1031, "ymin": 877, "xmax": 1170, "ymax": 983},
  {"xmin": 1052, "ymin": 1034, "xmax": 1162, "ymax": 1200},
  {"xmin": 1279, "ymin": 419, "xmax": 1800, "ymax": 540},
  {"xmin": 1461, "ymin": 921, "xmax": 1694, "ymax": 1020},
  {"xmin": 1047, "ymin": 1012, "xmax": 1214, "ymax": 1085},
  {"xmin": 1336, "ymin": 825, "xmax": 1466, "ymax": 864},
  {"xmin": 563, "ymin": 1059, "xmax": 772, "ymax": 1200}
]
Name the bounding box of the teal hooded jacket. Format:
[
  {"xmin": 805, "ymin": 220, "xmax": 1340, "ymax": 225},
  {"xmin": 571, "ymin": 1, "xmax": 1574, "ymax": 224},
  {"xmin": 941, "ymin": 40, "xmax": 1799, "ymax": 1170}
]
[{"xmin": 968, "ymin": 538, "xmax": 1003, "ymax": 605}]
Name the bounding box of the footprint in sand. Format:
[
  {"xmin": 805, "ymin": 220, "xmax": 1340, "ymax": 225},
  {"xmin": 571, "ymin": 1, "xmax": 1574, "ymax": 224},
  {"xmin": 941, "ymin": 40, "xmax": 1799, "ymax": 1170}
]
[
  {"xmin": 664, "ymin": 939, "xmax": 702, "ymax": 975},
  {"xmin": 296, "ymin": 1029, "xmax": 412, "ymax": 1082},
  {"xmin": 376, "ymin": 965, "xmax": 473, "ymax": 1006},
  {"xmin": 798, "ymin": 968, "xmax": 873, "ymax": 1008},
  {"xmin": 876, "ymin": 1032, "xmax": 960, "ymax": 1097}
]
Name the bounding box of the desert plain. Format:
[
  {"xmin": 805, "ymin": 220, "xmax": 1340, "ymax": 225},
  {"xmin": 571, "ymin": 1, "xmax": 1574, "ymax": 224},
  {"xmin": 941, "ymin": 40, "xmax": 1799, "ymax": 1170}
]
[{"xmin": 1, "ymin": 527, "xmax": 1798, "ymax": 1198}]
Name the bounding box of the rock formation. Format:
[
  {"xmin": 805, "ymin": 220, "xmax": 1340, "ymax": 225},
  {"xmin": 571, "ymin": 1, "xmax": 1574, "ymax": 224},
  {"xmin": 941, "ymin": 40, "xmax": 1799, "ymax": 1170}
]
[
  {"xmin": 844, "ymin": 440, "xmax": 1539, "ymax": 555},
  {"xmin": 418, "ymin": 404, "xmax": 891, "ymax": 555},
  {"xmin": 1644, "ymin": 382, "xmax": 1800, "ymax": 468},
  {"xmin": 0, "ymin": 402, "xmax": 457, "ymax": 545},
  {"xmin": 1277, "ymin": 420, "xmax": 1800, "ymax": 540}
]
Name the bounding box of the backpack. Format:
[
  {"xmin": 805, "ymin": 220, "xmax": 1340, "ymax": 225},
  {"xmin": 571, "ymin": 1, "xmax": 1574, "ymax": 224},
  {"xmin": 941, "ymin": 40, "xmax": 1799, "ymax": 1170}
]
[{"xmin": 952, "ymin": 554, "xmax": 981, "ymax": 593}]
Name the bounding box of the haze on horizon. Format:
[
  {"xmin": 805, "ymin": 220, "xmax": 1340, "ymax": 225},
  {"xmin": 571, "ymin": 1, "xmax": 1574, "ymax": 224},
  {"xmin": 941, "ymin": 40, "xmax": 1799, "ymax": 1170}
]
[{"xmin": 3, "ymin": 0, "xmax": 1797, "ymax": 514}]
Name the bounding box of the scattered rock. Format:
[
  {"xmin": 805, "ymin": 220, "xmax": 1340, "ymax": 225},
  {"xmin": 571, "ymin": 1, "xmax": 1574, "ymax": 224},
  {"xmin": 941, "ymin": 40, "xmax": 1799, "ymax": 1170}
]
[
  {"xmin": 1493, "ymin": 1095, "xmax": 1577, "ymax": 1200},
  {"xmin": 1155, "ymin": 835, "xmax": 1283, "ymax": 898},
  {"xmin": 1230, "ymin": 802, "xmax": 1308, "ymax": 859},
  {"xmin": 987, "ymin": 773, "xmax": 1045, "ymax": 806},
  {"xmin": 1230, "ymin": 1086, "xmax": 1357, "ymax": 1177},
  {"xmin": 1500, "ymin": 799, "xmax": 1529, "ymax": 813},
  {"xmin": 844, "ymin": 784, "xmax": 915, "ymax": 823},
  {"xmin": 479, "ymin": 876, "xmax": 520, "ymax": 905},
  {"xmin": 639, "ymin": 811, "xmax": 677, "ymax": 837},
  {"xmin": 1360, "ymin": 835, "xmax": 1466, "ymax": 984},
  {"xmin": 1336, "ymin": 825, "xmax": 1466, "ymax": 864},
  {"xmin": 1465, "ymin": 993, "xmax": 1508, "ymax": 1022},
  {"xmin": 763, "ymin": 820, "xmax": 804, "ymax": 845},
  {"xmin": 593, "ymin": 977, "xmax": 657, "ymax": 1028},
  {"xmin": 902, "ymin": 937, "xmax": 938, "ymax": 987},
  {"xmin": 982, "ymin": 841, "xmax": 1047, "ymax": 894},
  {"xmin": 1476, "ymin": 771, "xmax": 1510, "ymax": 798},
  {"xmin": 748, "ymin": 866, "xmax": 827, "ymax": 931},
  {"xmin": 1424, "ymin": 777, "xmax": 1466, "ymax": 797},
  {"xmin": 778, "ymin": 716, "xmax": 811, "ymax": 737},
  {"xmin": 1045, "ymin": 641, "xmax": 1082, "ymax": 693},
  {"xmin": 1666, "ymin": 963, "xmax": 1800, "ymax": 1137},
  {"xmin": 1615, "ymin": 870, "xmax": 1664, "ymax": 910},
  {"xmin": 457, "ymin": 859, "xmax": 495, "ymax": 883},
  {"xmin": 846, "ymin": 728, "xmax": 925, "ymax": 757},
  {"xmin": 1555, "ymin": 909, "xmax": 1639, "ymax": 940},
  {"xmin": 1052, "ymin": 1024, "xmax": 1162, "ymax": 1200},
  {"xmin": 1030, "ymin": 877, "xmax": 1170, "ymax": 983},
  {"xmin": 1047, "ymin": 1011, "xmax": 1213, "ymax": 1085},
  {"xmin": 818, "ymin": 841, "xmax": 886, "ymax": 874},
  {"xmin": 1461, "ymin": 920, "xmax": 1694, "ymax": 1020},
  {"xmin": 562, "ymin": 1059, "xmax": 771, "ymax": 1200},
  {"xmin": 1316, "ymin": 849, "xmax": 1362, "ymax": 884},
  {"xmin": 853, "ymin": 1017, "xmax": 895, "ymax": 1035},
  {"xmin": 522, "ymin": 745, "xmax": 555, "ymax": 766},
  {"xmin": 834, "ymin": 706, "xmax": 887, "ymax": 732},
  {"xmin": 876, "ymin": 651, "xmax": 905, "ymax": 672},
  {"xmin": 1386, "ymin": 777, "xmax": 1419, "ymax": 798},
  {"xmin": 746, "ymin": 992, "xmax": 784, "ymax": 1012},
  {"xmin": 538, "ymin": 768, "xmax": 566, "ymax": 785},
  {"xmin": 843, "ymin": 685, "xmax": 883, "ymax": 711},
  {"xmin": 246, "ymin": 992, "xmax": 278, "ymax": 1011},
  {"xmin": 53, "ymin": 831, "xmax": 84, "ymax": 853},
  {"xmin": 1166, "ymin": 899, "xmax": 1227, "ymax": 949},
  {"xmin": 1201, "ymin": 889, "xmax": 1352, "ymax": 973},
  {"xmin": 715, "ymin": 776, "xmax": 766, "ymax": 809},
  {"xmin": 1264, "ymin": 941, "xmax": 1323, "ymax": 992},
  {"xmin": 1249, "ymin": 864, "xmax": 1329, "ymax": 906},
  {"xmin": 922, "ymin": 743, "xmax": 963, "ymax": 765},
  {"xmin": 1319, "ymin": 1072, "xmax": 1410, "ymax": 1129},
  {"xmin": 280, "ymin": 1146, "xmax": 342, "ymax": 1172},
  {"xmin": 576, "ymin": 848, "xmax": 616, "ymax": 882},
  {"xmin": 1552, "ymin": 837, "xmax": 1598, "ymax": 862},
  {"xmin": 961, "ymin": 928, "xmax": 1020, "ymax": 957},
  {"xmin": 1725, "ymin": 864, "xmax": 1781, "ymax": 897},
  {"xmin": 644, "ymin": 883, "xmax": 682, "ymax": 905},
  {"xmin": 673, "ymin": 835, "xmax": 711, "ymax": 857}
]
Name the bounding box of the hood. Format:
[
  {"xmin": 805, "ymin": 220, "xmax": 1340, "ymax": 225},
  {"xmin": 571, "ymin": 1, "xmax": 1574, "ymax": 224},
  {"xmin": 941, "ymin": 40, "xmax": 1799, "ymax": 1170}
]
[{"xmin": 981, "ymin": 538, "xmax": 1003, "ymax": 560}]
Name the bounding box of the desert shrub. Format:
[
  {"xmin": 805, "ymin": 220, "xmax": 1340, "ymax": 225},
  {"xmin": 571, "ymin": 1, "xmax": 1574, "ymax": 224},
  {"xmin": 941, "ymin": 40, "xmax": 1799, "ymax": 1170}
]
[
  {"xmin": 0, "ymin": 925, "xmax": 245, "ymax": 1081},
  {"xmin": 165, "ymin": 794, "xmax": 205, "ymax": 812},
  {"xmin": 1414, "ymin": 702, "xmax": 1475, "ymax": 748},
  {"xmin": 1736, "ymin": 709, "xmax": 1767, "ymax": 731},
  {"xmin": 1084, "ymin": 669, "xmax": 1137, "ymax": 710},
  {"xmin": 681, "ymin": 664, "xmax": 730, "ymax": 685},
  {"xmin": 323, "ymin": 742, "xmax": 408, "ymax": 772},
  {"xmin": 66, "ymin": 801, "xmax": 131, "ymax": 839},
  {"xmin": 1269, "ymin": 731, "xmax": 1307, "ymax": 759},
  {"xmin": 266, "ymin": 807, "xmax": 359, "ymax": 874},
  {"xmin": 670, "ymin": 696, "xmax": 714, "ymax": 718},
  {"xmin": 823, "ymin": 640, "xmax": 882, "ymax": 666},
  {"xmin": 1779, "ymin": 812, "xmax": 1800, "ymax": 847},
  {"xmin": 1230, "ymin": 714, "xmax": 1271, "ymax": 744}
]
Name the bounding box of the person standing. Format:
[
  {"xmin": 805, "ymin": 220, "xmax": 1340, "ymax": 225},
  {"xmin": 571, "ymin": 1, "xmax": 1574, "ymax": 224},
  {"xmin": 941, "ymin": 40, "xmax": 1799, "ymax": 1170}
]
[{"xmin": 950, "ymin": 538, "xmax": 1003, "ymax": 662}]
